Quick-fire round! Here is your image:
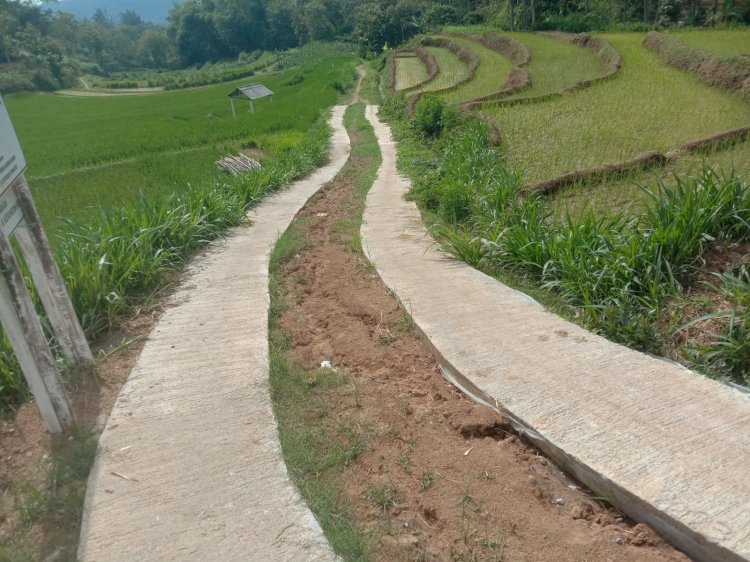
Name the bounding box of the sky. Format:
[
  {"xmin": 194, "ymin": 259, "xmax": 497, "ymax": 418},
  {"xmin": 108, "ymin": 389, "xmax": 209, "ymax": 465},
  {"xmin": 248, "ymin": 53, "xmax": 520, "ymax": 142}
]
[{"xmin": 54, "ymin": 0, "xmax": 181, "ymax": 24}]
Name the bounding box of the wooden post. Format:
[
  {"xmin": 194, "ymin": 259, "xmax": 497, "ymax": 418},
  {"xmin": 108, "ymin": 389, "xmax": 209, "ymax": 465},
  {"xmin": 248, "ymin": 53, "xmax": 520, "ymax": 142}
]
[
  {"xmin": 230, "ymin": 97, "xmax": 236, "ymax": 119},
  {"xmin": 12, "ymin": 177, "xmax": 93, "ymax": 371},
  {"xmin": 0, "ymin": 222, "xmax": 74, "ymax": 433}
]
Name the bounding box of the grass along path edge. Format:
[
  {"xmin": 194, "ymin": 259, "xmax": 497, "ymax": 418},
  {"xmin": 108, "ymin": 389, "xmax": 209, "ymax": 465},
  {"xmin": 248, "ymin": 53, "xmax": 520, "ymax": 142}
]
[{"xmin": 269, "ymin": 102, "xmax": 380, "ymax": 560}]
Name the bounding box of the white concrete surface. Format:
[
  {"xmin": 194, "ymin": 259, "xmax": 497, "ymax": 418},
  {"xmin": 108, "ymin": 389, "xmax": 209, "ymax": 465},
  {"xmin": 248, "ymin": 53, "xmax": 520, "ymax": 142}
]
[
  {"xmin": 78, "ymin": 106, "xmax": 350, "ymax": 561},
  {"xmin": 361, "ymin": 105, "xmax": 750, "ymax": 562}
]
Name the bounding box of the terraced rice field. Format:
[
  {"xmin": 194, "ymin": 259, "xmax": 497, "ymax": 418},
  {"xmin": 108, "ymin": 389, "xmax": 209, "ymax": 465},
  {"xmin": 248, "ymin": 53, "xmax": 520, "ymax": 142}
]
[
  {"xmin": 669, "ymin": 29, "xmax": 750, "ymax": 56},
  {"xmin": 504, "ymin": 32, "xmax": 603, "ymax": 99},
  {"xmin": 394, "ymin": 54, "xmax": 429, "ymax": 91},
  {"xmin": 435, "ymin": 36, "xmax": 513, "ymax": 103},
  {"xmin": 420, "ymin": 46, "xmax": 469, "ymax": 92},
  {"xmin": 484, "ymin": 33, "xmax": 750, "ymax": 183}
]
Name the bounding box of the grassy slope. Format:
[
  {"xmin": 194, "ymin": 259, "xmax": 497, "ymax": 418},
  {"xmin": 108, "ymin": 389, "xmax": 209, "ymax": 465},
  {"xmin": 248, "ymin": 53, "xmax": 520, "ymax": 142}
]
[
  {"xmin": 486, "ymin": 33, "xmax": 750, "ymax": 183},
  {"xmin": 395, "ymin": 56, "xmax": 429, "ymax": 91},
  {"xmin": 421, "ymin": 47, "xmax": 469, "ymax": 92},
  {"xmin": 6, "ymin": 55, "xmax": 356, "ymax": 233},
  {"xmin": 668, "ymin": 29, "xmax": 750, "ymax": 56},
  {"xmin": 436, "ymin": 36, "xmax": 513, "ymax": 104},
  {"xmin": 504, "ymin": 32, "xmax": 603, "ymax": 98}
]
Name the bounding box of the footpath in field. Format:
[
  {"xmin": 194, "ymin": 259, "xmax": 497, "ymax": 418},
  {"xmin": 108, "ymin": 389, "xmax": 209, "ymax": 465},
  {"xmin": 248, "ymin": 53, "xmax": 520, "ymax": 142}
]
[
  {"xmin": 361, "ymin": 106, "xmax": 750, "ymax": 562},
  {"xmin": 77, "ymin": 107, "xmax": 350, "ymax": 561}
]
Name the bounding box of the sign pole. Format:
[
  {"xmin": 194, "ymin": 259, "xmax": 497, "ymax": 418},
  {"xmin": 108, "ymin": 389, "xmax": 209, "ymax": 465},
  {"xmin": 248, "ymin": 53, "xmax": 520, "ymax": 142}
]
[
  {"xmin": 12, "ymin": 176, "xmax": 94, "ymax": 371},
  {"xmin": 0, "ymin": 94, "xmax": 79, "ymax": 433},
  {"xmin": 0, "ymin": 224, "xmax": 74, "ymax": 433}
]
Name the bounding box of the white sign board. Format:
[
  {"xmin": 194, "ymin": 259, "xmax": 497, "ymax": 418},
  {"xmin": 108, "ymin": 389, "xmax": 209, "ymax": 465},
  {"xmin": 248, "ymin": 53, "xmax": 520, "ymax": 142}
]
[{"xmin": 0, "ymin": 95, "xmax": 26, "ymax": 193}]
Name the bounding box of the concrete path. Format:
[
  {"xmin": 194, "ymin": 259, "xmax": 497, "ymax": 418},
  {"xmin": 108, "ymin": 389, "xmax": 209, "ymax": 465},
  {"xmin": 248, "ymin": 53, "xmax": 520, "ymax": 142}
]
[
  {"xmin": 78, "ymin": 106, "xmax": 350, "ymax": 561},
  {"xmin": 361, "ymin": 105, "xmax": 750, "ymax": 562}
]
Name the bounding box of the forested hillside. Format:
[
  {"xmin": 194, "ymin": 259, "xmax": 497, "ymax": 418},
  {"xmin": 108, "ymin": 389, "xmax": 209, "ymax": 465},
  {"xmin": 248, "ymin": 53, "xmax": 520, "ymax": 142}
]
[{"xmin": 1, "ymin": 0, "xmax": 748, "ymax": 93}]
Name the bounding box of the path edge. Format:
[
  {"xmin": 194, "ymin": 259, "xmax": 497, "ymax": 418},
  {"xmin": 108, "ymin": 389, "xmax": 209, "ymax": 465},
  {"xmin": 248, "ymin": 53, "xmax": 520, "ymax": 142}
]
[{"xmin": 360, "ymin": 104, "xmax": 748, "ymax": 562}]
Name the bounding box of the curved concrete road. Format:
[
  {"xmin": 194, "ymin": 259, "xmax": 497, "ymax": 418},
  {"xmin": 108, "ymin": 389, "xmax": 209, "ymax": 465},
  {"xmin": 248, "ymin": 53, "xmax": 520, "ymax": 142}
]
[
  {"xmin": 361, "ymin": 105, "xmax": 750, "ymax": 562},
  {"xmin": 78, "ymin": 107, "xmax": 350, "ymax": 561}
]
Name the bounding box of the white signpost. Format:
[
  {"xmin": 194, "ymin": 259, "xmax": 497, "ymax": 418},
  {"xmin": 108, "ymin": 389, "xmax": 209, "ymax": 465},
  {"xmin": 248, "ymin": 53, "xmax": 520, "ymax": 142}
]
[{"xmin": 0, "ymin": 95, "xmax": 93, "ymax": 434}]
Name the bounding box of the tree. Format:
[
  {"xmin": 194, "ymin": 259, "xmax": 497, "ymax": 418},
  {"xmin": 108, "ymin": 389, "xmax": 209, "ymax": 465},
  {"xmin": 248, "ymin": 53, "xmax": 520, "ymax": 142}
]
[{"xmin": 119, "ymin": 9, "xmax": 144, "ymax": 27}]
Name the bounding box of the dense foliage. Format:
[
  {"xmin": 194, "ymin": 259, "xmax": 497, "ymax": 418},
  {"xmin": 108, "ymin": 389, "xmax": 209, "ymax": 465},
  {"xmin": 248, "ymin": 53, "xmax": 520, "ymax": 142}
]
[{"xmin": 2, "ymin": 0, "xmax": 748, "ymax": 94}]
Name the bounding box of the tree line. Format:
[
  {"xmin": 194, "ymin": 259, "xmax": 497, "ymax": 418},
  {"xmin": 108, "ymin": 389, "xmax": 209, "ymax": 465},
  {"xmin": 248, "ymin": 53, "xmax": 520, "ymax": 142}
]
[{"xmin": 0, "ymin": 0, "xmax": 747, "ymax": 93}]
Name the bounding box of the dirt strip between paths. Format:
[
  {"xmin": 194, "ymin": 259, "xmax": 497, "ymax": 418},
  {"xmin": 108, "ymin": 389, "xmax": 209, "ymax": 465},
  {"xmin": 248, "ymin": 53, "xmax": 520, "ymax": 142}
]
[
  {"xmin": 272, "ymin": 103, "xmax": 687, "ymax": 561},
  {"xmin": 359, "ymin": 104, "xmax": 750, "ymax": 562}
]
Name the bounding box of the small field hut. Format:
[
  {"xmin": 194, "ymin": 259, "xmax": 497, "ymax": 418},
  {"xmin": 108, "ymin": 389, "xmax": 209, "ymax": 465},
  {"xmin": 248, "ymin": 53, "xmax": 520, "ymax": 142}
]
[{"xmin": 228, "ymin": 83, "xmax": 273, "ymax": 117}]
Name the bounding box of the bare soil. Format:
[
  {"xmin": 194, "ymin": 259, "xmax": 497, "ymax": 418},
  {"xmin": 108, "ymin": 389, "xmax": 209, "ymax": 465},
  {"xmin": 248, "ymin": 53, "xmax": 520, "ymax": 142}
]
[
  {"xmin": 0, "ymin": 308, "xmax": 159, "ymax": 559},
  {"xmin": 276, "ymin": 147, "xmax": 690, "ymax": 561}
]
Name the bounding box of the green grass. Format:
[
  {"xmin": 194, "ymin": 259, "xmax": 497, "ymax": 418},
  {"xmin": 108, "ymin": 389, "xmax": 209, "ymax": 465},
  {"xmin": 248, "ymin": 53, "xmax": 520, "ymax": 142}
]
[
  {"xmin": 394, "ymin": 55, "xmax": 429, "ymax": 91},
  {"xmin": 0, "ymin": 53, "xmax": 358, "ymax": 411},
  {"xmin": 551, "ymin": 140, "xmax": 750, "ymax": 220},
  {"xmin": 6, "ymin": 54, "xmax": 356, "ymax": 236},
  {"xmin": 8, "ymin": 56, "xmax": 355, "ymax": 178},
  {"xmin": 503, "ymin": 32, "xmax": 604, "ymax": 98},
  {"xmin": 486, "ymin": 33, "xmax": 750, "ymax": 183},
  {"xmin": 358, "ymin": 60, "xmax": 384, "ymax": 105},
  {"xmin": 420, "ymin": 47, "xmax": 469, "ymax": 92},
  {"xmin": 668, "ymin": 29, "xmax": 750, "ymax": 56},
  {"xmin": 434, "ymin": 36, "xmax": 513, "ymax": 104},
  {"xmin": 381, "ymin": 95, "xmax": 750, "ymax": 383},
  {"xmin": 268, "ymin": 102, "xmax": 381, "ymax": 561}
]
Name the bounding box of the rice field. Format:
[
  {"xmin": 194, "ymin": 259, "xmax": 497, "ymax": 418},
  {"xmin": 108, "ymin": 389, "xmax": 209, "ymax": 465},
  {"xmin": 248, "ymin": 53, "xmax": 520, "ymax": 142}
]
[
  {"xmin": 420, "ymin": 47, "xmax": 469, "ymax": 92},
  {"xmin": 503, "ymin": 32, "xmax": 604, "ymax": 99},
  {"xmin": 485, "ymin": 33, "xmax": 750, "ymax": 183},
  {"xmin": 394, "ymin": 54, "xmax": 429, "ymax": 91},
  {"xmin": 668, "ymin": 29, "xmax": 750, "ymax": 56},
  {"xmin": 435, "ymin": 36, "xmax": 513, "ymax": 104},
  {"xmin": 5, "ymin": 55, "xmax": 357, "ymax": 235}
]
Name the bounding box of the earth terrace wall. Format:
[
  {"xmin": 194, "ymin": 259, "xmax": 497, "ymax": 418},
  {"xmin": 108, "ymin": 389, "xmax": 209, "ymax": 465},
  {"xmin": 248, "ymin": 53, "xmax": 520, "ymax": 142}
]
[
  {"xmin": 464, "ymin": 32, "xmax": 621, "ymax": 110},
  {"xmin": 527, "ymin": 124, "xmax": 750, "ymax": 195},
  {"xmin": 643, "ymin": 31, "xmax": 750, "ymax": 101}
]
